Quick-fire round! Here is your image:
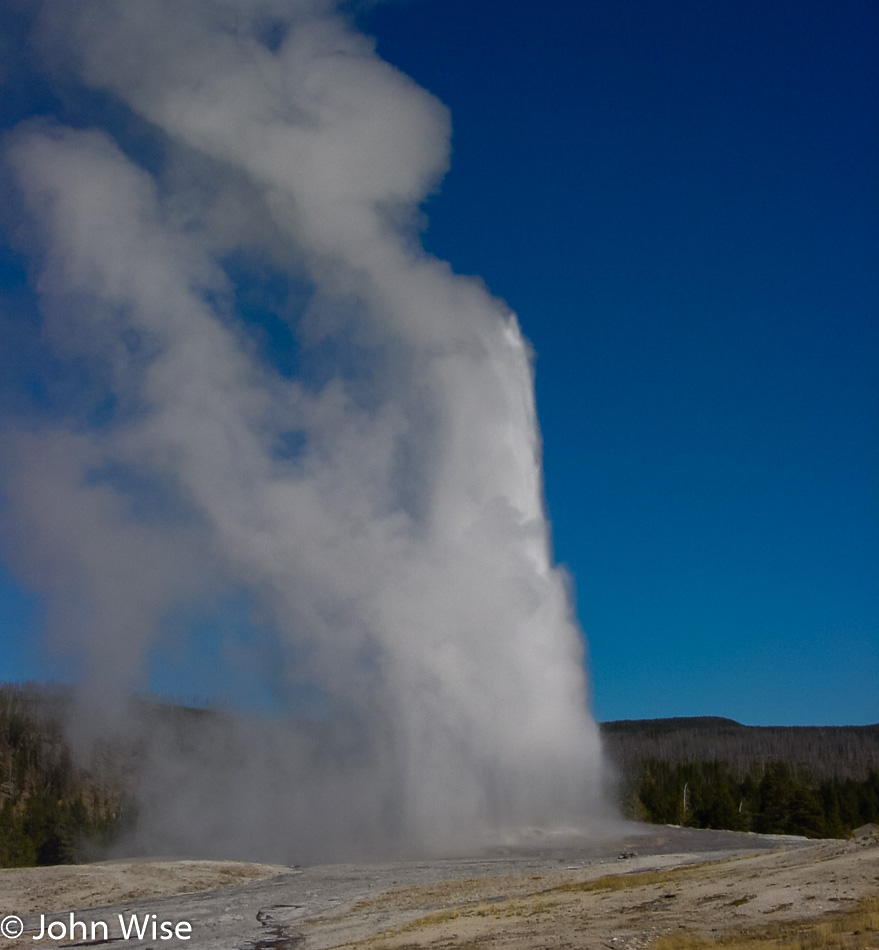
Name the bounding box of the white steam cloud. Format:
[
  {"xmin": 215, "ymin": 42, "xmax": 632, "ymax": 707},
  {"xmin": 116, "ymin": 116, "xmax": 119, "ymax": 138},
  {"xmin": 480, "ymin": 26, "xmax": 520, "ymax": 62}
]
[{"xmin": 0, "ymin": 0, "xmax": 605, "ymax": 859}]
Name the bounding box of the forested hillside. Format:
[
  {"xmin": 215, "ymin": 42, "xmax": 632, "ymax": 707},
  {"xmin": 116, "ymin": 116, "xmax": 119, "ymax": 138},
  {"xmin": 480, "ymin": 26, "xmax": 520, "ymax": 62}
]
[
  {"xmin": 601, "ymin": 716, "xmax": 879, "ymax": 780},
  {"xmin": 2, "ymin": 684, "xmax": 878, "ymax": 868},
  {"xmin": 600, "ymin": 717, "xmax": 879, "ymax": 837},
  {"xmin": 0, "ymin": 683, "xmax": 124, "ymax": 867}
]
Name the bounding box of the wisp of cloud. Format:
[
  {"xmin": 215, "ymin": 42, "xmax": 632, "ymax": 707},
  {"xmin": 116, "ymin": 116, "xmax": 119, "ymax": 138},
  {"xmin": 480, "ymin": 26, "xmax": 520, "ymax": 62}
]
[{"xmin": 0, "ymin": 0, "xmax": 606, "ymax": 860}]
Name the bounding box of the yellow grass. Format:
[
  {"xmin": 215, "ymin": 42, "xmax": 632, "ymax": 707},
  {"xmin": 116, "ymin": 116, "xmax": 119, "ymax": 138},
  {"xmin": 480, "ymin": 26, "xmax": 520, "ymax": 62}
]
[
  {"xmin": 544, "ymin": 863, "xmax": 701, "ymax": 895},
  {"xmin": 650, "ymin": 896, "xmax": 879, "ymax": 950}
]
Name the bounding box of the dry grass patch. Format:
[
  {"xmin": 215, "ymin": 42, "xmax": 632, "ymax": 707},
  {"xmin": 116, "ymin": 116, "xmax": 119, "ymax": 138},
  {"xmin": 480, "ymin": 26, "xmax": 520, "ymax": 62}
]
[
  {"xmin": 650, "ymin": 896, "xmax": 879, "ymax": 950},
  {"xmin": 332, "ymin": 865, "xmax": 717, "ymax": 949},
  {"xmin": 543, "ymin": 862, "xmax": 707, "ymax": 895}
]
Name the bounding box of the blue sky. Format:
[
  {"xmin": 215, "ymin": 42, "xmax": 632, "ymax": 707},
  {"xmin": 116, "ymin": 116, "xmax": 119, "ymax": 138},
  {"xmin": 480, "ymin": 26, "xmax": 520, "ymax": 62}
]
[
  {"xmin": 1, "ymin": 0, "xmax": 877, "ymax": 726},
  {"xmin": 360, "ymin": 0, "xmax": 879, "ymax": 725}
]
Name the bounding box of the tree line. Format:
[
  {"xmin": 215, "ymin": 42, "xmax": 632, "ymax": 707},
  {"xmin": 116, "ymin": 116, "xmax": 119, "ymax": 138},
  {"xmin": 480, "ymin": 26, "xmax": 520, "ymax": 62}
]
[
  {"xmin": 601, "ymin": 716, "xmax": 879, "ymax": 782},
  {"xmin": 601, "ymin": 717, "xmax": 879, "ymax": 837},
  {"xmin": 618, "ymin": 758, "xmax": 878, "ymax": 837},
  {"xmin": 0, "ymin": 683, "xmax": 123, "ymax": 867},
  {"xmin": 2, "ymin": 687, "xmax": 878, "ymax": 868}
]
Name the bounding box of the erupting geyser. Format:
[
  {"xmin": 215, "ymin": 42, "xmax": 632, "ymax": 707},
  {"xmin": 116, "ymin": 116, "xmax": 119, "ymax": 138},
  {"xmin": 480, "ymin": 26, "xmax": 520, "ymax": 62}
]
[{"xmin": 0, "ymin": 0, "xmax": 605, "ymax": 860}]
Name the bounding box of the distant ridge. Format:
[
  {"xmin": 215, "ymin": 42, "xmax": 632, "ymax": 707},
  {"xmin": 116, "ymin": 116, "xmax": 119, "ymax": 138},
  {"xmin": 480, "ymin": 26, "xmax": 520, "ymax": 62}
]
[
  {"xmin": 603, "ymin": 716, "xmax": 743, "ymax": 729},
  {"xmin": 599, "ymin": 717, "xmax": 879, "ymax": 782},
  {"xmin": 602, "ymin": 715, "xmax": 879, "ymax": 729}
]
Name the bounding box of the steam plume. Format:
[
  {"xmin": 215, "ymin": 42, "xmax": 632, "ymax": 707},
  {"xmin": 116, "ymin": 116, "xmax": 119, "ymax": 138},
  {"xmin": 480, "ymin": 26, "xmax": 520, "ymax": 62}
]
[{"xmin": 0, "ymin": 1, "xmax": 605, "ymax": 859}]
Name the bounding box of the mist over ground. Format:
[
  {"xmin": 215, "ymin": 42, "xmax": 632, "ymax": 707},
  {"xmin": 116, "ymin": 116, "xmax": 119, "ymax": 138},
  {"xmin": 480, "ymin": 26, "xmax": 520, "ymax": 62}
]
[{"xmin": 0, "ymin": 1, "xmax": 607, "ymax": 861}]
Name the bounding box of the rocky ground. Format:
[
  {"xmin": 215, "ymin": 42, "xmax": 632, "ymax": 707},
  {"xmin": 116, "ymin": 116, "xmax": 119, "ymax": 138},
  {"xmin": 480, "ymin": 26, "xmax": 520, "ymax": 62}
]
[{"xmin": 0, "ymin": 825, "xmax": 876, "ymax": 949}]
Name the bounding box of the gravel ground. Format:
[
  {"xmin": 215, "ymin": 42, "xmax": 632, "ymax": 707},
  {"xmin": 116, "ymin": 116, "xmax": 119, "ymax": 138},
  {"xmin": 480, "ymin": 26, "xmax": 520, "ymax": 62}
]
[{"xmin": 0, "ymin": 824, "xmax": 875, "ymax": 949}]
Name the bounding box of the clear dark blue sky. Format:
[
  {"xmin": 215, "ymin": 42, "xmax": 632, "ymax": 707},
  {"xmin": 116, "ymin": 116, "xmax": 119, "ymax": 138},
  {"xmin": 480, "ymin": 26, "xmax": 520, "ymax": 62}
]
[
  {"xmin": 359, "ymin": 0, "xmax": 878, "ymax": 724},
  {"xmin": 1, "ymin": 0, "xmax": 876, "ymax": 724}
]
